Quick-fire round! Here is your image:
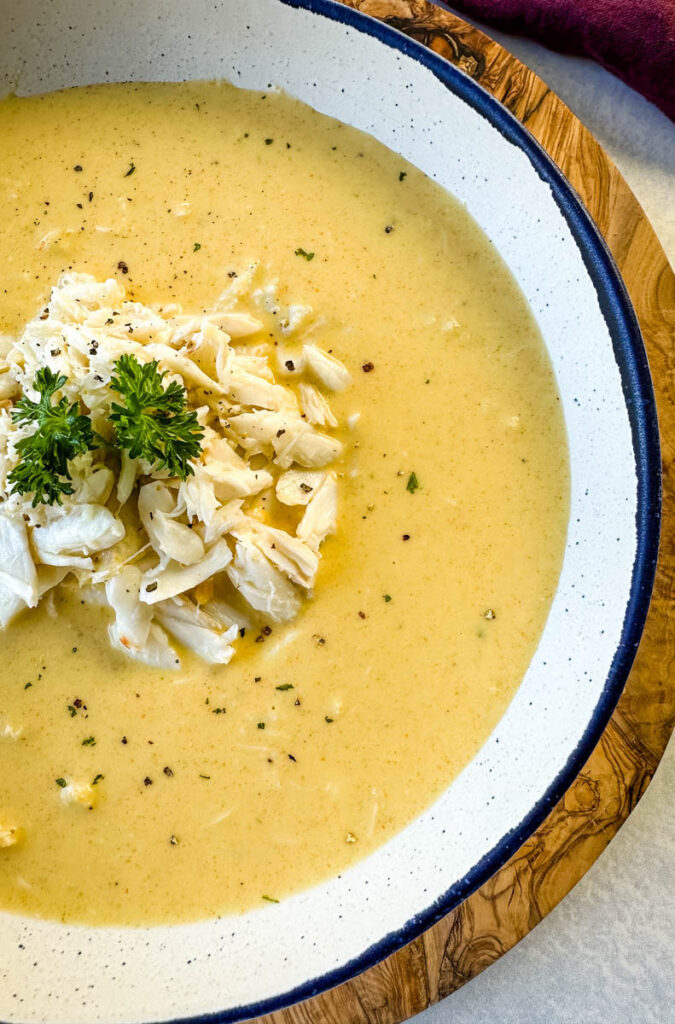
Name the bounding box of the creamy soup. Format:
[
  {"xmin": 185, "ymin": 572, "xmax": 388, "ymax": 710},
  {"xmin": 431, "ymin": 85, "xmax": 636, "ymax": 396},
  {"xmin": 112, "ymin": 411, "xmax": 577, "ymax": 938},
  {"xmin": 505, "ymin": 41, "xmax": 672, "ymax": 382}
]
[{"xmin": 0, "ymin": 82, "xmax": 569, "ymax": 925}]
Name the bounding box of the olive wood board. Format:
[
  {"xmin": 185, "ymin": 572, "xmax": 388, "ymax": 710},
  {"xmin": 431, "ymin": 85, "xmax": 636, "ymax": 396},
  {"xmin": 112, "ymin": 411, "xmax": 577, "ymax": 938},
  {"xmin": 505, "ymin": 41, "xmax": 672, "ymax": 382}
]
[{"xmin": 254, "ymin": 2, "xmax": 675, "ymax": 1021}]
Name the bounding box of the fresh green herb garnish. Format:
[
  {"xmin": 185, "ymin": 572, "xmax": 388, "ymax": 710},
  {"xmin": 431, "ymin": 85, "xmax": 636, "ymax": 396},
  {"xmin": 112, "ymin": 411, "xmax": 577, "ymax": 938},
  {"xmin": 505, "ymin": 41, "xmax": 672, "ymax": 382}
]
[
  {"xmin": 109, "ymin": 355, "xmax": 204, "ymax": 479},
  {"xmin": 406, "ymin": 471, "xmax": 419, "ymax": 494},
  {"xmin": 55, "ymin": 777, "xmax": 67, "ymax": 788},
  {"xmin": 294, "ymin": 247, "xmax": 314, "ymax": 261},
  {"xmin": 275, "ymin": 684, "xmax": 294, "ymax": 691},
  {"xmin": 8, "ymin": 368, "xmax": 98, "ymax": 506},
  {"xmin": 81, "ymin": 736, "xmax": 96, "ymax": 746}
]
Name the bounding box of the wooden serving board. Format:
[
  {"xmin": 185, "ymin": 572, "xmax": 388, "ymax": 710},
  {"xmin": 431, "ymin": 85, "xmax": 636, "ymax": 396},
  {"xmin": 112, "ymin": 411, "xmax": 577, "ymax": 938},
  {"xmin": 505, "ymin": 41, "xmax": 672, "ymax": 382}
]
[{"xmin": 258, "ymin": 3, "xmax": 675, "ymax": 1021}]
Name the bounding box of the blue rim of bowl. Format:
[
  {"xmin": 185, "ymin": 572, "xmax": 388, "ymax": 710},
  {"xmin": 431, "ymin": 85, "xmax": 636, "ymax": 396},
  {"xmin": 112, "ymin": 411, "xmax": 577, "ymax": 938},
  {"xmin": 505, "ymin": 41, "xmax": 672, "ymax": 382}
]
[
  {"xmin": 169, "ymin": 2, "xmax": 662, "ymax": 1014},
  {"xmin": 169, "ymin": 2, "xmax": 659, "ymax": 1024},
  {"xmin": 4, "ymin": 2, "xmax": 660, "ymax": 1023},
  {"xmin": 176, "ymin": 2, "xmax": 660, "ymax": 1020}
]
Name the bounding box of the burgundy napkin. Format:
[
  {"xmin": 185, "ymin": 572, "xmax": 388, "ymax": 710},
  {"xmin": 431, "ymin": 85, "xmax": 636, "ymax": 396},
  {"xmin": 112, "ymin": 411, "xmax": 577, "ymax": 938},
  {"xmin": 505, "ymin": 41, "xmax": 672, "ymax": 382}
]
[{"xmin": 449, "ymin": 0, "xmax": 675, "ymax": 120}]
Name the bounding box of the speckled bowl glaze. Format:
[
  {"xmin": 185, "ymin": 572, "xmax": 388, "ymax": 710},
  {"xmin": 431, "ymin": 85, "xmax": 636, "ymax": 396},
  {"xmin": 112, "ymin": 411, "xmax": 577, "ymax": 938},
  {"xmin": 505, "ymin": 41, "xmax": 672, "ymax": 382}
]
[{"xmin": 0, "ymin": 1, "xmax": 660, "ymax": 1022}]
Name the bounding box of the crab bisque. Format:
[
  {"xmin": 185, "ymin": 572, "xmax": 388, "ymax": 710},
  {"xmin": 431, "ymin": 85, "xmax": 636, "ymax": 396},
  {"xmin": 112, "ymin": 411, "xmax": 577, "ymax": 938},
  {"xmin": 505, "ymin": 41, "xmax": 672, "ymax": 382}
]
[{"xmin": 0, "ymin": 81, "xmax": 569, "ymax": 924}]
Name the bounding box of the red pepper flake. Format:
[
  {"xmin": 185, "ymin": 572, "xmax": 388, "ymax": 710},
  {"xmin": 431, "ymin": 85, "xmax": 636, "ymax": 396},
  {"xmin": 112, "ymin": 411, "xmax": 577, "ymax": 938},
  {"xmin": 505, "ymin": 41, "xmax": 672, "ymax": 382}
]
[{"xmin": 362, "ymin": 362, "xmax": 374, "ymax": 373}]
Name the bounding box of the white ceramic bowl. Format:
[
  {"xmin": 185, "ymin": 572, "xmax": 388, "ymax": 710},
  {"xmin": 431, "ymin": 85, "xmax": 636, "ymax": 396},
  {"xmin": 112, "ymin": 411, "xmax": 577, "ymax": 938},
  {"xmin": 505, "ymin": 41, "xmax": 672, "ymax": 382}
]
[{"xmin": 0, "ymin": 2, "xmax": 660, "ymax": 1022}]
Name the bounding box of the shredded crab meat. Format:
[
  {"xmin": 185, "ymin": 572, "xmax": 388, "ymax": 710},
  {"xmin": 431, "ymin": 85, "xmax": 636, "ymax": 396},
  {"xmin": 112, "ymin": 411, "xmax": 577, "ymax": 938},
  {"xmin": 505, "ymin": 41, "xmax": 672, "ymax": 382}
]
[
  {"xmin": 59, "ymin": 780, "xmax": 98, "ymax": 809},
  {"xmin": 0, "ymin": 272, "xmax": 353, "ymax": 667},
  {"xmin": 1, "ymin": 721, "xmax": 23, "ymax": 741},
  {"xmin": 0, "ymin": 822, "xmax": 21, "ymax": 848},
  {"xmin": 275, "ymin": 469, "xmax": 326, "ymax": 507}
]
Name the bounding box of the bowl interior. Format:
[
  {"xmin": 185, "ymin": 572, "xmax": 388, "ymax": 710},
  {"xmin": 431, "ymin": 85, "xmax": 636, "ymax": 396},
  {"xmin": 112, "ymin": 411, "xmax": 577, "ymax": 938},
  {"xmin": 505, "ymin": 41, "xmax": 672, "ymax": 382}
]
[{"xmin": 0, "ymin": 1, "xmax": 659, "ymax": 1022}]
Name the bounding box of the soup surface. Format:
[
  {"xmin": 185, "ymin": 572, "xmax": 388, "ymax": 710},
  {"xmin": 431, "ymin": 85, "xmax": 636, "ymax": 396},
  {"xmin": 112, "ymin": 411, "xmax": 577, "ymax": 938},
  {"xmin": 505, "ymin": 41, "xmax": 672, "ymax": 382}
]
[{"xmin": 0, "ymin": 82, "xmax": 569, "ymax": 924}]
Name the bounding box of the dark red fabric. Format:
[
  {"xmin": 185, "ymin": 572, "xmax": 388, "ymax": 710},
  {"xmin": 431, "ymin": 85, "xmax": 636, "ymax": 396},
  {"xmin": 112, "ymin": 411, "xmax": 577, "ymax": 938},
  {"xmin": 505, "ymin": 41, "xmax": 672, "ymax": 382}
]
[{"xmin": 449, "ymin": 0, "xmax": 675, "ymax": 120}]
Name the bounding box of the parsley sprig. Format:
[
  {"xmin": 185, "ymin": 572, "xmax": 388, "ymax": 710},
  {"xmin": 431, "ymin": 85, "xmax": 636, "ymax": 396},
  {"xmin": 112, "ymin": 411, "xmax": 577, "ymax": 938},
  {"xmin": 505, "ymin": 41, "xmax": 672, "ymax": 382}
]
[
  {"xmin": 8, "ymin": 355, "xmax": 204, "ymax": 507},
  {"xmin": 109, "ymin": 355, "xmax": 204, "ymax": 478},
  {"xmin": 8, "ymin": 368, "xmax": 97, "ymax": 507}
]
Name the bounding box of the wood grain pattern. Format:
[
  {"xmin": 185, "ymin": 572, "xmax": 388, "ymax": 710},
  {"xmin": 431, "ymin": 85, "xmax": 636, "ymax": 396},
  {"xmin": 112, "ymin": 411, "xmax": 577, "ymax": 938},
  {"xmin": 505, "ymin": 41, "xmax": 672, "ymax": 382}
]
[{"xmin": 257, "ymin": 3, "xmax": 675, "ymax": 1021}]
